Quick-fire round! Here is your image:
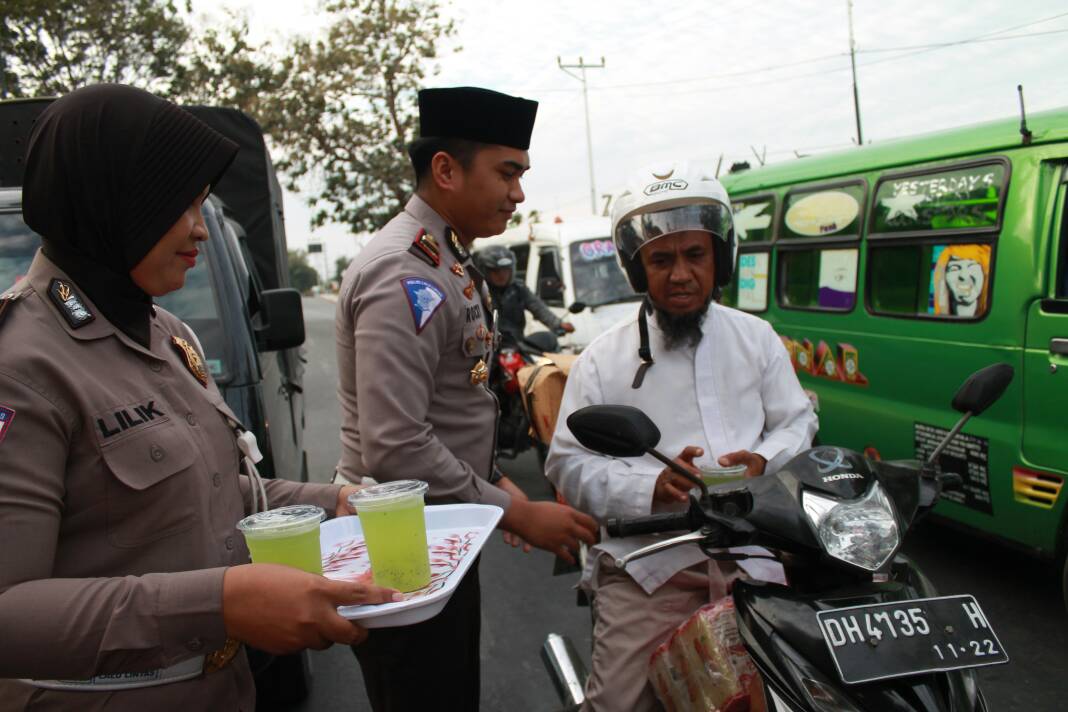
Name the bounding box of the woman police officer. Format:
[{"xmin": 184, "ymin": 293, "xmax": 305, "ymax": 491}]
[{"xmin": 0, "ymin": 84, "xmax": 397, "ymax": 710}]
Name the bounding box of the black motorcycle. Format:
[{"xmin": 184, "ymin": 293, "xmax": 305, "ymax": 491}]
[{"xmin": 544, "ymin": 364, "xmax": 1013, "ymax": 711}]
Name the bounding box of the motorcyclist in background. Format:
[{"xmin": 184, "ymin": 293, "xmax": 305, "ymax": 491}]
[{"xmin": 476, "ymin": 245, "xmax": 574, "ymax": 344}]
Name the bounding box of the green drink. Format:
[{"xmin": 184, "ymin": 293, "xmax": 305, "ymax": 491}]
[
  {"xmin": 236, "ymin": 504, "xmax": 325, "ymax": 574},
  {"xmin": 349, "ymin": 480, "xmax": 430, "ymax": 592},
  {"xmin": 698, "ymin": 463, "xmax": 748, "ymax": 488}
]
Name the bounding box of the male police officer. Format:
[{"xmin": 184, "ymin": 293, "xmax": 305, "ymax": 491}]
[{"xmin": 335, "ymin": 87, "xmax": 597, "ymax": 711}]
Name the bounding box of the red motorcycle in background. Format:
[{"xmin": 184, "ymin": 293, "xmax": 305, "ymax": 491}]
[{"xmin": 491, "ymin": 327, "xmax": 563, "ymax": 462}]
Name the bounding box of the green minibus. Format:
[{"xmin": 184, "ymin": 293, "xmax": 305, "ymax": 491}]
[{"xmin": 719, "ymin": 108, "xmax": 1067, "ymax": 599}]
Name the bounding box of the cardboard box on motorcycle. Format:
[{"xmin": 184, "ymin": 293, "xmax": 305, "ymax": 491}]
[{"xmin": 517, "ymin": 353, "xmax": 577, "ymax": 447}]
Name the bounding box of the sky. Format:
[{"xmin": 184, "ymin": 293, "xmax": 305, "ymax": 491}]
[{"xmin": 189, "ymin": 0, "xmax": 1068, "ymax": 269}]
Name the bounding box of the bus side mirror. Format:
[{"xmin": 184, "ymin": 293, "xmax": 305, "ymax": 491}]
[{"xmin": 256, "ymin": 288, "xmax": 306, "ymax": 352}]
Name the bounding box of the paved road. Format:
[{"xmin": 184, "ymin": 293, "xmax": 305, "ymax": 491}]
[{"xmin": 295, "ymin": 296, "xmax": 1066, "ymax": 711}]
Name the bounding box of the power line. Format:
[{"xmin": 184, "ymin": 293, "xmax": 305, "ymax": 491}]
[{"xmin": 529, "ymin": 13, "xmax": 1068, "ymax": 97}]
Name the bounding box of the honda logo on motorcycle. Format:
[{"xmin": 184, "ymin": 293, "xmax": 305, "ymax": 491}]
[
  {"xmin": 643, "ymin": 179, "xmax": 688, "ymax": 195},
  {"xmin": 822, "ymin": 472, "xmax": 865, "ymax": 483}
]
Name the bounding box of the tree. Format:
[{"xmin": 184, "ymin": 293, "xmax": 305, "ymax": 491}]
[
  {"xmin": 0, "ymin": 0, "xmax": 192, "ymax": 98},
  {"xmin": 250, "ymin": 0, "xmax": 456, "ymax": 234},
  {"xmin": 334, "ymin": 256, "xmax": 353, "ymax": 282},
  {"xmin": 288, "ymin": 250, "xmax": 320, "ymax": 294}
]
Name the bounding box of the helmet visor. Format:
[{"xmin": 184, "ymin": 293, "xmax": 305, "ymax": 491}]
[{"xmin": 615, "ymin": 201, "xmax": 733, "ymax": 260}]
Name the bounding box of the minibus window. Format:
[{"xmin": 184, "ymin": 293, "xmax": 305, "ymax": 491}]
[
  {"xmin": 869, "ymin": 242, "xmax": 991, "ymax": 318},
  {"xmin": 722, "ymin": 251, "xmax": 769, "ymax": 312},
  {"xmin": 732, "ymin": 196, "xmax": 776, "ymax": 243},
  {"xmin": 782, "ymin": 184, "xmax": 865, "ymax": 239},
  {"xmin": 779, "ymin": 247, "xmax": 858, "ymax": 311},
  {"xmin": 872, "ymin": 163, "xmax": 1006, "ymax": 235}
]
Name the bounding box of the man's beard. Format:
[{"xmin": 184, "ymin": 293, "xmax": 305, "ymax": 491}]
[{"xmin": 653, "ymin": 295, "xmax": 713, "ymax": 350}]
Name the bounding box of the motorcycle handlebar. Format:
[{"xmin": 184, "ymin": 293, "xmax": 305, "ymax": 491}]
[{"xmin": 606, "ymin": 510, "xmax": 697, "ymax": 538}]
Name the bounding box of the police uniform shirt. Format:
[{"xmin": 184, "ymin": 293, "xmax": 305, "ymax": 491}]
[
  {"xmin": 0, "ymin": 252, "xmax": 343, "ymax": 711},
  {"xmin": 335, "ymin": 195, "xmax": 511, "ymax": 511}
]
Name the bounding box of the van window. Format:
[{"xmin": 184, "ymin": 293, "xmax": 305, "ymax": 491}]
[
  {"xmin": 732, "ymin": 196, "xmax": 775, "ymax": 243},
  {"xmin": 722, "ymin": 251, "xmax": 769, "ymax": 312},
  {"xmin": 779, "ymin": 247, "xmax": 858, "ymax": 311},
  {"xmin": 0, "ymin": 212, "xmax": 39, "ymax": 290},
  {"xmin": 781, "ymin": 183, "xmax": 865, "ymax": 239},
  {"xmin": 871, "ymin": 162, "xmax": 1007, "ymax": 235},
  {"xmin": 869, "ymin": 242, "xmax": 992, "ymax": 318}
]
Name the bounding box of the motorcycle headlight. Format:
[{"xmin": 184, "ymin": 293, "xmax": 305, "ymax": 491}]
[{"xmin": 802, "ymin": 483, "xmax": 899, "ymax": 571}]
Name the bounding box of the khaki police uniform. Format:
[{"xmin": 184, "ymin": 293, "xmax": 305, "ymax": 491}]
[
  {"xmin": 336, "ymin": 194, "xmax": 510, "ymax": 511},
  {"xmin": 335, "ymin": 194, "xmax": 511, "ymax": 710},
  {"xmin": 0, "ymin": 252, "xmax": 342, "ymax": 711}
]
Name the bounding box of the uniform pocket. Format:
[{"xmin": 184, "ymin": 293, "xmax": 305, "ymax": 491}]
[{"xmin": 103, "ymin": 422, "xmax": 200, "ymax": 547}]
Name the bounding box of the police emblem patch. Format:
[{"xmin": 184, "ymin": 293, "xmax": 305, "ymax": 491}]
[
  {"xmin": 446, "ymin": 228, "xmax": 469, "ymax": 261},
  {"xmin": 48, "ymin": 279, "xmax": 94, "ymax": 329},
  {"xmin": 0, "ymin": 405, "xmax": 14, "ymax": 445},
  {"xmin": 401, "ymin": 277, "xmax": 446, "ymax": 334},
  {"xmin": 451, "ymin": 263, "xmax": 465, "ymax": 278},
  {"xmin": 171, "ymin": 336, "xmax": 209, "ymax": 387}
]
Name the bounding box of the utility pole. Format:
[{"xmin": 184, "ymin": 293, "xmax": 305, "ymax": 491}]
[
  {"xmin": 847, "ymin": 0, "xmax": 863, "ymax": 145},
  {"xmin": 557, "ymin": 56, "xmax": 605, "ymax": 214}
]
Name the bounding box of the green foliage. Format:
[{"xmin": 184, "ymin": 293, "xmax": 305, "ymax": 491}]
[
  {"xmin": 1, "ymin": 0, "xmax": 458, "ymax": 237},
  {"xmin": 334, "ymin": 256, "xmax": 353, "ymax": 282},
  {"xmin": 257, "ymin": 0, "xmax": 457, "ymax": 234},
  {"xmin": 288, "ymin": 249, "xmax": 320, "ymax": 294},
  {"xmin": 0, "ymin": 0, "xmax": 192, "ymax": 98}
]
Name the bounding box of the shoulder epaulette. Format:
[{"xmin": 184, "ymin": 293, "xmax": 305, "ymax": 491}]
[{"xmin": 408, "ymin": 229, "xmax": 441, "ymax": 267}]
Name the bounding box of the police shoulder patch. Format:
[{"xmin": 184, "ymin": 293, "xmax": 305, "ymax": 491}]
[
  {"xmin": 0, "ymin": 405, "xmax": 14, "ymax": 446},
  {"xmin": 48, "ymin": 279, "xmax": 94, "ymax": 329},
  {"xmin": 408, "ymin": 228, "xmax": 441, "ymax": 267},
  {"xmin": 401, "ymin": 277, "xmax": 446, "ymax": 334}
]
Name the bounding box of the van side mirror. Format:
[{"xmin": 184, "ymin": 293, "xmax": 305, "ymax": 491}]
[
  {"xmin": 952, "ymin": 363, "xmax": 1014, "ymax": 416},
  {"xmin": 256, "ymin": 288, "xmax": 305, "ymax": 352},
  {"xmin": 568, "ymin": 301, "xmax": 587, "ymax": 314}
]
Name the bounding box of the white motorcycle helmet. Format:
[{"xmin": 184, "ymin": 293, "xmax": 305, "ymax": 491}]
[{"xmin": 611, "ymin": 160, "xmax": 736, "ymax": 294}]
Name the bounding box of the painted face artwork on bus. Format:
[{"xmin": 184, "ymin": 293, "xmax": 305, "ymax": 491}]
[{"xmin": 931, "ymin": 244, "xmax": 991, "ymax": 318}]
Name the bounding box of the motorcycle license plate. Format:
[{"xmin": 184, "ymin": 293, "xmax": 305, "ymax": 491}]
[{"xmin": 816, "ymin": 594, "xmax": 1008, "ymax": 684}]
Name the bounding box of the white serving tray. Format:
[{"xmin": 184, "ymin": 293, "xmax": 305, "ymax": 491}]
[{"xmin": 321, "ymin": 503, "xmax": 503, "ymax": 628}]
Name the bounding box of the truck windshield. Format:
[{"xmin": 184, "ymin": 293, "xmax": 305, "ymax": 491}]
[
  {"xmin": 0, "ymin": 209, "xmax": 230, "ymax": 381},
  {"xmin": 568, "ymin": 238, "xmax": 638, "ymax": 306}
]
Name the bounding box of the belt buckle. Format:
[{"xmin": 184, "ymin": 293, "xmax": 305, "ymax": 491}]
[{"xmin": 204, "ymin": 638, "xmax": 241, "ymax": 674}]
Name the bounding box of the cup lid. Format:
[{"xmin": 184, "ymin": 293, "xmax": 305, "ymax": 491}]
[
  {"xmin": 348, "ymin": 480, "xmax": 429, "ymax": 510},
  {"xmin": 236, "ymin": 504, "xmax": 325, "ymax": 536},
  {"xmin": 698, "ymin": 464, "xmax": 748, "ymax": 476}
]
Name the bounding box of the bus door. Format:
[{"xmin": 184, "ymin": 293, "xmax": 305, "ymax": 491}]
[{"xmin": 1020, "ymin": 165, "xmax": 1068, "ymax": 515}]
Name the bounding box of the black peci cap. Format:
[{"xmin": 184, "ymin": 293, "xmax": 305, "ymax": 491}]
[{"xmin": 416, "ymin": 87, "xmax": 538, "ymax": 150}]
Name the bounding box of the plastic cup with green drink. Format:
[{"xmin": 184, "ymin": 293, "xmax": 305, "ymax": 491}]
[
  {"xmin": 348, "ymin": 480, "xmax": 431, "ymax": 593},
  {"xmin": 698, "ymin": 463, "xmax": 748, "ymax": 488},
  {"xmin": 236, "ymin": 504, "xmax": 326, "ymax": 574}
]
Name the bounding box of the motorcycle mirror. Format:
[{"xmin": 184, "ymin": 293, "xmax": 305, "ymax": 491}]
[
  {"xmin": 951, "ymin": 363, "xmax": 1014, "ymax": 416},
  {"xmin": 567, "ymin": 405, "xmax": 709, "ymax": 497},
  {"xmin": 567, "ymin": 405, "xmax": 659, "ymax": 457},
  {"xmin": 568, "ymin": 301, "xmax": 588, "ymax": 314}
]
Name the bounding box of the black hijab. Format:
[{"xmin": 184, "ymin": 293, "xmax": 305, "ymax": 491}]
[{"xmin": 22, "ymin": 84, "xmax": 238, "ymax": 347}]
